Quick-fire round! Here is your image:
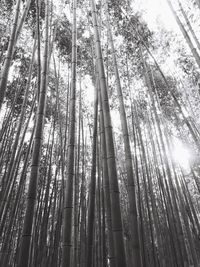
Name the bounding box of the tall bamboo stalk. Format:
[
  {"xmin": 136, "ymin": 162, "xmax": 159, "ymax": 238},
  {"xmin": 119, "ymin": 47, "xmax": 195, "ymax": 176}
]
[
  {"xmin": 105, "ymin": 2, "xmax": 141, "ymax": 266},
  {"xmin": 0, "ymin": 0, "xmax": 21, "ymax": 109},
  {"xmin": 177, "ymin": 0, "xmax": 200, "ymax": 52},
  {"xmin": 166, "ymin": 0, "xmax": 200, "ymax": 69},
  {"xmin": 61, "ymin": 0, "xmax": 77, "ymax": 265},
  {"xmin": 90, "ymin": 1, "xmax": 127, "ymax": 266},
  {"xmin": 17, "ymin": 0, "xmax": 49, "ymax": 265},
  {"xmin": 86, "ymin": 79, "xmax": 98, "ymax": 267}
]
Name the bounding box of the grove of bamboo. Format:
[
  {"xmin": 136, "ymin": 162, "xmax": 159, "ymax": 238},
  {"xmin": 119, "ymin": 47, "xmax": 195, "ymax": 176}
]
[{"xmin": 0, "ymin": 0, "xmax": 200, "ymax": 266}]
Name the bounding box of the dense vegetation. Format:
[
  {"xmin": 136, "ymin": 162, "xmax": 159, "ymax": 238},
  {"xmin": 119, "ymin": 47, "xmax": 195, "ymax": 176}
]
[{"xmin": 0, "ymin": 0, "xmax": 200, "ymax": 266}]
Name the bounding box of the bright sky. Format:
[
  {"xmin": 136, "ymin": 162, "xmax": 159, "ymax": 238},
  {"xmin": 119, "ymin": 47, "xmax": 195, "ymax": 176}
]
[{"xmin": 142, "ymin": 0, "xmax": 178, "ymax": 30}]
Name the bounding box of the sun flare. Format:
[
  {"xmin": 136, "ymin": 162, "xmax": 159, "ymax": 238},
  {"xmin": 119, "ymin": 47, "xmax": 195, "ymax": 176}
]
[{"xmin": 172, "ymin": 138, "xmax": 191, "ymax": 169}]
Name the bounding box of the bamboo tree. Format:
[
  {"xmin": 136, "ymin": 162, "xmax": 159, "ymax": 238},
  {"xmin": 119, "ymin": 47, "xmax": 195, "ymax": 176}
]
[
  {"xmin": 0, "ymin": 42, "xmax": 36, "ymax": 221},
  {"xmin": 166, "ymin": 0, "xmax": 200, "ymax": 69},
  {"xmin": 79, "ymin": 122, "xmax": 87, "ymax": 267},
  {"xmin": 86, "ymin": 78, "xmax": 98, "ymax": 267},
  {"xmin": 177, "ymin": 0, "xmax": 200, "ymax": 52},
  {"xmin": 17, "ymin": 0, "xmax": 49, "ymax": 265},
  {"xmin": 119, "ymin": 6, "xmax": 200, "ymax": 148},
  {"xmin": 145, "ymin": 63, "xmax": 190, "ymax": 266},
  {"xmin": 0, "ymin": 107, "xmax": 35, "ymax": 266},
  {"xmin": 72, "ymin": 74, "xmax": 83, "ymax": 267},
  {"xmin": 36, "ymin": 0, "xmax": 41, "ymax": 99},
  {"xmin": 0, "ymin": 1, "xmax": 200, "ymax": 266},
  {"xmin": 99, "ymin": 89, "xmax": 115, "ymax": 267},
  {"xmin": 105, "ymin": 2, "xmax": 141, "ymax": 266},
  {"xmin": 61, "ymin": 0, "xmax": 77, "ymax": 265},
  {"xmin": 90, "ymin": 1, "xmax": 127, "ymax": 266},
  {"xmin": 37, "ymin": 123, "xmax": 55, "ymax": 266},
  {"xmin": 15, "ymin": 0, "xmax": 32, "ymax": 42},
  {"xmin": 0, "ymin": 0, "xmax": 21, "ymax": 109},
  {"xmin": 0, "ymin": 0, "xmax": 32, "ymax": 109},
  {"xmin": 0, "ymin": 91, "xmax": 36, "ymax": 242}
]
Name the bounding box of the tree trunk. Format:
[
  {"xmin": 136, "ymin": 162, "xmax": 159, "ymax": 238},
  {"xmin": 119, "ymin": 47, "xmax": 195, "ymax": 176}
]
[
  {"xmin": 17, "ymin": 0, "xmax": 49, "ymax": 265},
  {"xmin": 166, "ymin": 0, "xmax": 200, "ymax": 69},
  {"xmin": 0, "ymin": 0, "xmax": 21, "ymax": 109},
  {"xmin": 105, "ymin": 2, "xmax": 141, "ymax": 266},
  {"xmin": 90, "ymin": 1, "xmax": 127, "ymax": 266},
  {"xmin": 86, "ymin": 79, "xmax": 98, "ymax": 267},
  {"xmin": 61, "ymin": 0, "xmax": 77, "ymax": 265}
]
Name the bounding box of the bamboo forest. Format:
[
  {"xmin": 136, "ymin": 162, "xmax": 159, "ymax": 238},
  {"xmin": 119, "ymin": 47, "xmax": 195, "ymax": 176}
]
[{"xmin": 2, "ymin": 0, "xmax": 200, "ymax": 266}]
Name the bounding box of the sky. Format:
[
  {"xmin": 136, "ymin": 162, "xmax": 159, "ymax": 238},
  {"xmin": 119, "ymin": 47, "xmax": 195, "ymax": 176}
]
[
  {"xmin": 139, "ymin": 0, "xmax": 176, "ymax": 30},
  {"xmin": 142, "ymin": 0, "xmax": 178, "ymax": 30}
]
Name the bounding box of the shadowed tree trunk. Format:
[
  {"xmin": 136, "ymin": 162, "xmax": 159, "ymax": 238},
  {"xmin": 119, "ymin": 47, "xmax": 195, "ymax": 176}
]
[
  {"xmin": 17, "ymin": 0, "xmax": 49, "ymax": 265},
  {"xmin": 105, "ymin": 2, "xmax": 142, "ymax": 266},
  {"xmin": 177, "ymin": 0, "xmax": 200, "ymax": 52},
  {"xmin": 90, "ymin": 0, "xmax": 127, "ymax": 266},
  {"xmin": 166, "ymin": 0, "xmax": 200, "ymax": 69},
  {"xmin": 0, "ymin": 0, "xmax": 32, "ymax": 110},
  {"xmin": 61, "ymin": 0, "xmax": 77, "ymax": 265},
  {"xmin": 0, "ymin": 0, "xmax": 21, "ymax": 109},
  {"xmin": 86, "ymin": 78, "xmax": 98, "ymax": 267}
]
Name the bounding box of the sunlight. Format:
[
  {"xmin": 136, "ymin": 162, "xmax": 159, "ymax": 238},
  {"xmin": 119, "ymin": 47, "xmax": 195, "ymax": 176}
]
[
  {"xmin": 139, "ymin": 0, "xmax": 179, "ymax": 31},
  {"xmin": 172, "ymin": 138, "xmax": 191, "ymax": 169}
]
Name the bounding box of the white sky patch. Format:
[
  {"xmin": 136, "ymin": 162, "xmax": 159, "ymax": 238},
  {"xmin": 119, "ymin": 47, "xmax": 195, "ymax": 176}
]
[
  {"xmin": 0, "ymin": 104, "xmax": 7, "ymax": 128},
  {"xmin": 162, "ymin": 56, "xmax": 177, "ymax": 73},
  {"xmin": 83, "ymin": 75, "xmax": 94, "ymax": 104},
  {"xmin": 8, "ymin": 64, "xmax": 17, "ymax": 82},
  {"xmin": 24, "ymin": 130, "xmax": 32, "ymax": 143},
  {"xmin": 82, "ymin": 30, "xmax": 90, "ymax": 39},
  {"xmin": 141, "ymin": 0, "xmax": 179, "ymax": 31},
  {"xmin": 172, "ymin": 137, "xmax": 191, "ymax": 170},
  {"xmin": 111, "ymin": 109, "xmax": 121, "ymax": 129}
]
